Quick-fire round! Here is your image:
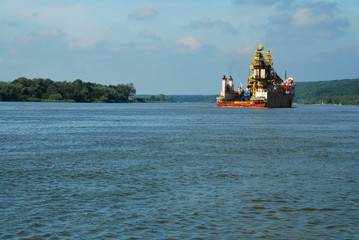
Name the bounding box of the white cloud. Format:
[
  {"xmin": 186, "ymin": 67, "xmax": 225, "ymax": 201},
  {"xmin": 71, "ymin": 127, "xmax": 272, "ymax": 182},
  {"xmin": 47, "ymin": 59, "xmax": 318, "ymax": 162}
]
[
  {"xmin": 235, "ymin": 46, "xmax": 252, "ymax": 54},
  {"xmin": 0, "ymin": 1, "xmax": 107, "ymax": 44},
  {"xmin": 267, "ymin": 1, "xmax": 349, "ymax": 40},
  {"xmin": 68, "ymin": 39, "xmax": 98, "ymax": 50},
  {"xmin": 108, "ymin": 47, "xmax": 121, "ymax": 52},
  {"xmin": 175, "ymin": 37, "xmax": 202, "ymax": 54},
  {"xmin": 31, "ymin": 27, "xmax": 64, "ymax": 37},
  {"xmin": 129, "ymin": 8, "xmax": 159, "ymax": 19},
  {"xmin": 138, "ymin": 30, "xmax": 160, "ymax": 40},
  {"xmin": 232, "ymin": 0, "xmax": 293, "ymax": 6},
  {"xmin": 293, "ymin": 8, "xmax": 325, "ymax": 27},
  {"xmin": 184, "ymin": 17, "xmax": 237, "ymax": 34}
]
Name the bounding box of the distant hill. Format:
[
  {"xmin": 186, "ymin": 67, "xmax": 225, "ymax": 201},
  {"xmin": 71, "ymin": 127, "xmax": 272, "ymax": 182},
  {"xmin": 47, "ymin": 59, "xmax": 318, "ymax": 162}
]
[
  {"xmin": 135, "ymin": 94, "xmax": 217, "ymax": 103},
  {"xmin": 168, "ymin": 95, "xmax": 217, "ymax": 103},
  {"xmin": 2, "ymin": 77, "xmax": 358, "ymax": 105},
  {"xmin": 294, "ymin": 79, "xmax": 359, "ymax": 105},
  {"xmin": 158, "ymin": 79, "xmax": 357, "ymax": 105},
  {"xmin": 167, "ymin": 79, "xmax": 358, "ymax": 105}
]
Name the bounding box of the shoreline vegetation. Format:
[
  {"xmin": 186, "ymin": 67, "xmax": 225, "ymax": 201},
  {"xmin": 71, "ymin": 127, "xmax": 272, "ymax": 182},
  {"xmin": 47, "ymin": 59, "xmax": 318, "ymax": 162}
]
[
  {"xmin": 0, "ymin": 78, "xmax": 358, "ymax": 105},
  {"xmin": 293, "ymin": 79, "xmax": 359, "ymax": 106},
  {"xmin": 0, "ymin": 77, "xmax": 136, "ymax": 103}
]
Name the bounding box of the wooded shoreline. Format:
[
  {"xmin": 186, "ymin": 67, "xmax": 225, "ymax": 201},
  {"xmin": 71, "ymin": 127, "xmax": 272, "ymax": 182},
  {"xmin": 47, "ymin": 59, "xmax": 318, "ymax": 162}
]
[
  {"xmin": 1, "ymin": 78, "xmax": 358, "ymax": 105},
  {"xmin": 0, "ymin": 78, "xmax": 136, "ymax": 103}
]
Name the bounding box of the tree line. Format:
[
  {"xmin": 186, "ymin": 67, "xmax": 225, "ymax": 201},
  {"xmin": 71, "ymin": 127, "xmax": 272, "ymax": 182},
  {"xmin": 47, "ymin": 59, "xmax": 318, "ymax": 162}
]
[
  {"xmin": 133, "ymin": 94, "xmax": 174, "ymax": 102},
  {"xmin": 294, "ymin": 79, "xmax": 359, "ymax": 105},
  {"xmin": 0, "ymin": 77, "xmax": 136, "ymax": 103},
  {"xmin": 1, "ymin": 77, "xmax": 358, "ymax": 105}
]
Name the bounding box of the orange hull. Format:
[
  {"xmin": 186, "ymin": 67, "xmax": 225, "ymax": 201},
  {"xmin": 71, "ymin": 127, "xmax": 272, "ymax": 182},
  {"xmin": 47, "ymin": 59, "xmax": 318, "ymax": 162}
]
[
  {"xmin": 217, "ymin": 93, "xmax": 294, "ymax": 108},
  {"xmin": 216, "ymin": 102, "xmax": 266, "ymax": 108}
]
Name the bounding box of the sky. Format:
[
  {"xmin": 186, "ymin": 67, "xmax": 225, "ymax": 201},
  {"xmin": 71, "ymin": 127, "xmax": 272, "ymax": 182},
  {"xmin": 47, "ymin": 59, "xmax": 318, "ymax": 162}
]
[{"xmin": 0, "ymin": 0, "xmax": 358, "ymax": 94}]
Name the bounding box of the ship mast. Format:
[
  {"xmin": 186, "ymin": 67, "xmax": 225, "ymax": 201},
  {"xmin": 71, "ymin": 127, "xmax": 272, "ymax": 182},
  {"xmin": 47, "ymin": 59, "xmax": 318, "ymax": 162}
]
[{"xmin": 247, "ymin": 44, "xmax": 277, "ymax": 94}]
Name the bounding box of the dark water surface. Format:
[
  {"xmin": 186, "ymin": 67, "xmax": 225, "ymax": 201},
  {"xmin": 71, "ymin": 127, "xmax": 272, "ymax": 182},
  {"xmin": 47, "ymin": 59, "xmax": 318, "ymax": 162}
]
[{"xmin": 1, "ymin": 102, "xmax": 358, "ymax": 239}]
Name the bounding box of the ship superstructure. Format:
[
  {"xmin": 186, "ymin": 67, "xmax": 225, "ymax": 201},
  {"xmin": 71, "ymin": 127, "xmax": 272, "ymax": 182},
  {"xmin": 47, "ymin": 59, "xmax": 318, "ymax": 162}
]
[{"xmin": 217, "ymin": 44, "xmax": 295, "ymax": 107}]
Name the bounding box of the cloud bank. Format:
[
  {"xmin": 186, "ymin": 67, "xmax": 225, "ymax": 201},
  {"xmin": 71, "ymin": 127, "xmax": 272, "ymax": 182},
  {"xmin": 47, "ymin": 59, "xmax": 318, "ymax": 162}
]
[
  {"xmin": 267, "ymin": 1, "xmax": 349, "ymax": 39},
  {"xmin": 129, "ymin": 8, "xmax": 159, "ymax": 20},
  {"xmin": 184, "ymin": 17, "xmax": 238, "ymax": 34},
  {"xmin": 176, "ymin": 37, "xmax": 202, "ymax": 54}
]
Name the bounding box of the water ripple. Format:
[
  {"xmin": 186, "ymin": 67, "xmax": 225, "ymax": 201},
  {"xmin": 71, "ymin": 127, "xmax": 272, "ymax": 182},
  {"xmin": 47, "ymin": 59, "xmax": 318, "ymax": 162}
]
[{"xmin": 1, "ymin": 103, "xmax": 358, "ymax": 239}]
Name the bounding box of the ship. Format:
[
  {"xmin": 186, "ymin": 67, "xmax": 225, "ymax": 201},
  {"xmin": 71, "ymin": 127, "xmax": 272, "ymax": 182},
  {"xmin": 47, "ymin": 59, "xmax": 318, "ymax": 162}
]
[{"xmin": 216, "ymin": 44, "xmax": 295, "ymax": 108}]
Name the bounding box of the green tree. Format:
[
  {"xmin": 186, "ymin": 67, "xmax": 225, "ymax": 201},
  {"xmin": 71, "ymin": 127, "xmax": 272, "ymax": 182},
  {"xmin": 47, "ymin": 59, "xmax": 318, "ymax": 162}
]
[{"xmin": 0, "ymin": 77, "xmax": 136, "ymax": 103}]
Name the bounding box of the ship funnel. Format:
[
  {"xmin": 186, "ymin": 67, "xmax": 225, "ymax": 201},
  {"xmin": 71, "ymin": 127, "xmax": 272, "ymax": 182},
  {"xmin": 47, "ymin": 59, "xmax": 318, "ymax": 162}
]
[
  {"xmin": 221, "ymin": 75, "xmax": 227, "ymax": 97},
  {"xmin": 229, "ymin": 75, "xmax": 234, "ymax": 91}
]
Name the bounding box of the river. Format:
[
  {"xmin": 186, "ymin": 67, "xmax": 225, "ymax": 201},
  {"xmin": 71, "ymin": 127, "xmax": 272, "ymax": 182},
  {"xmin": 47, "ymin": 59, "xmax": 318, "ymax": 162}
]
[{"xmin": 1, "ymin": 102, "xmax": 358, "ymax": 239}]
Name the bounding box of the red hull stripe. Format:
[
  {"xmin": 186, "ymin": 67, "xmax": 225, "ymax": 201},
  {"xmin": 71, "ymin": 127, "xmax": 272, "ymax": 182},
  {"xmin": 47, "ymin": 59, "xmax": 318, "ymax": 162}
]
[{"xmin": 217, "ymin": 103, "xmax": 266, "ymax": 108}]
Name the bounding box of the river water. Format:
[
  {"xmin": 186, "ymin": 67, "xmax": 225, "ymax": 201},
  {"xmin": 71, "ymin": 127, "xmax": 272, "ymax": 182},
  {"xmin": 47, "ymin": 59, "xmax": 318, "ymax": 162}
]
[{"xmin": 1, "ymin": 102, "xmax": 358, "ymax": 239}]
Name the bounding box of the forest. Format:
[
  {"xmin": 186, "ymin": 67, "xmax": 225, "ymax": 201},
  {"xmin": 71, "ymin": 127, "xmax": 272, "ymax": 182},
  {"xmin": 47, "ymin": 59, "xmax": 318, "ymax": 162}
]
[
  {"xmin": 294, "ymin": 78, "xmax": 359, "ymax": 105},
  {"xmin": 1, "ymin": 77, "xmax": 358, "ymax": 105},
  {"xmin": 0, "ymin": 77, "xmax": 136, "ymax": 103},
  {"xmin": 133, "ymin": 94, "xmax": 174, "ymax": 103}
]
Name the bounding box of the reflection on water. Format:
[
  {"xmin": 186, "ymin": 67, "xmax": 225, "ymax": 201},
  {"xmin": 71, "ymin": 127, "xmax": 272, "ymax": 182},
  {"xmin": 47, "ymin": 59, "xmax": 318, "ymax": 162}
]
[{"xmin": 1, "ymin": 102, "xmax": 358, "ymax": 239}]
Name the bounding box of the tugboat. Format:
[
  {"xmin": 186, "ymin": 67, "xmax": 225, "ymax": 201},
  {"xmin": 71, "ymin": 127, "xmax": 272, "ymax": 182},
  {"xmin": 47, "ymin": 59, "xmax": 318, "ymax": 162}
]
[{"xmin": 216, "ymin": 44, "xmax": 294, "ymax": 107}]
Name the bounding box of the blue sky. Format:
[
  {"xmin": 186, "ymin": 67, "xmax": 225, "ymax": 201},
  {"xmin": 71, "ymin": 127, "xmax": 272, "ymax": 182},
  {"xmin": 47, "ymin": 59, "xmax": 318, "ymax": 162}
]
[{"xmin": 0, "ymin": 0, "xmax": 358, "ymax": 94}]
